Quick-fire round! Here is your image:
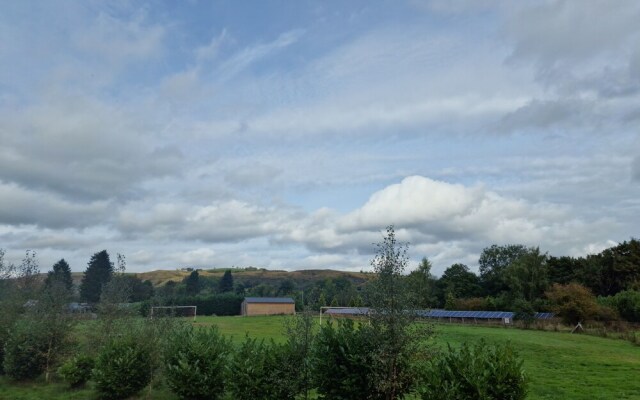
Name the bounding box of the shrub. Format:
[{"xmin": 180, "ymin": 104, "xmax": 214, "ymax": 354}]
[
  {"xmin": 512, "ymin": 299, "xmax": 536, "ymax": 328},
  {"xmin": 605, "ymin": 290, "xmax": 640, "ymax": 322},
  {"xmin": 313, "ymin": 319, "xmax": 382, "ymax": 400},
  {"xmin": 419, "ymin": 340, "xmax": 527, "ymax": 400},
  {"xmin": 228, "ymin": 337, "xmax": 300, "ymax": 400},
  {"xmin": 2, "ymin": 319, "xmax": 48, "ymax": 380},
  {"xmin": 141, "ymin": 293, "xmax": 243, "ymax": 317},
  {"xmin": 545, "ymin": 283, "xmax": 599, "ymax": 325},
  {"xmin": 57, "ymin": 354, "xmax": 94, "ymax": 388},
  {"xmin": 163, "ymin": 325, "xmax": 230, "ymax": 400},
  {"xmin": 93, "ymin": 335, "xmax": 153, "ymax": 399}
]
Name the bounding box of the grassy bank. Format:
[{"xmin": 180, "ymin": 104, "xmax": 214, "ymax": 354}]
[{"xmin": 1, "ymin": 316, "xmax": 638, "ymax": 399}]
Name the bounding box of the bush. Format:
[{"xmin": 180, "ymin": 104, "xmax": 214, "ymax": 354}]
[
  {"xmin": 604, "ymin": 290, "xmax": 640, "ymax": 322},
  {"xmin": 545, "ymin": 283, "xmax": 600, "ymax": 325},
  {"xmin": 419, "ymin": 340, "xmax": 527, "ymax": 400},
  {"xmin": 313, "ymin": 319, "xmax": 381, "ymax": 400},
  {"xmin": 512, "ymin": 299, "xmax": 536, "ymax": 328},
  {"xmin": 2, "ymin": 319, "xmax": 48, "ymax": 380},
  {"xmin": 141, "ymin": 293, "xmax": 243, "ymax": 317},
  {"xmin": 163, "ymin": 325, "xmax": 230, "ymax": 400},
  {"xmin": 93, "ymin": 336, "xmax": 153, "ymax": 399},
  {"xmin": 57, "ymin": 354, "xmax": 94, "ymax": 388},
  {"xmin": 228, "ymin": 337, "xmax": 299, "ymax": 400}
]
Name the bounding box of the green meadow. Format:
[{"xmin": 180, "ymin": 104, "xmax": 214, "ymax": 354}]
[{"xmin": 1, "ymin": 316, "xmax": 639, "ymax": 400}]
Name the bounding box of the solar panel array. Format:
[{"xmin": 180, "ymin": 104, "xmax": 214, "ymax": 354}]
[
  {"xmin": 417, "ymin": 310, "xmax": 514, "ymax": 319},
  {"xmin": 416, "ymin": 310, "xmax": 555, "ymax": 320},
  {"xmin": 322, "ymin": 308, "xmax": 555, "ymax": 320},
  {"xmin": 534, "ymin": 312, "xmax": 554, "ymax": 320}
]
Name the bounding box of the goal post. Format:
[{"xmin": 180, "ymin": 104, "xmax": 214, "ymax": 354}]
[{"xmin": 150, "ymin": 305, "xmax": 197, "ymax": 321}]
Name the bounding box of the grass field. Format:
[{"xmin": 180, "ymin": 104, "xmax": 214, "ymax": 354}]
[{"xmin": 1, "ymin": 316, "xmax": 639, "ymax": 400}]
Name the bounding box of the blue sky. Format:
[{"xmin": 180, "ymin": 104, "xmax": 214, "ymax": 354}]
[{"xmin": 1, "ymin": 0, "xmax": 639, "ymax": 275}]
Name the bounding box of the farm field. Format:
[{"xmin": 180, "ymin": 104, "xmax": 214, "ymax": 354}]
[
  {"xmin": 197, "ymin": 316, "xmax": 640, "ymax": 400},
  {"xmin": 1, "ymin": 316, "xmax": 639, "ymax": 400}
]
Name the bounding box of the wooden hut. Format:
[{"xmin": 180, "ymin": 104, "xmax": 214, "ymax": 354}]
[{"xmin": 241, "ymin": 297, "xmax": 296, "ymax": 316}]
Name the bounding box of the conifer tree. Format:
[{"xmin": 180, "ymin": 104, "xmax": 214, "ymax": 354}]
[
  {"xmin": 79, "ymin": 250, "xmax": 113, "ymax": 303},
  {"xmin": 44, "ymin": 259, "xmax": 73, "ymax": 292},
  {"xmin": 219, "ymin": 270, "xmax": 234, "ymax": 293},
  {"xmin": 184, "ymin": 270, "xmax": 201, "ymax": 295}
]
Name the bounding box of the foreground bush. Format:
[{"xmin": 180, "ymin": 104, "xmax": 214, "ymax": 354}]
[
  {"xmin": 163, "ymin": 325, "xmax": 230, "ymax": 400},
  {"xmin": 57, "ymin": 354, "xmax": 94, "ymax": 388},
  {"xmin": 313, "ymin": 319, "xmax": 382, "ymax": 400},
  {"xmin": 93, "ymin": 336, "xmax": 152, "ymax": 399},
  {"xmin": 228, "ymin": 336, "xmax": 299, "ymax": 400},
  {"xmin": 419, "ymin": 340, "xmax": 527, "ymax": 400},
  {"xmin": 2, "ymin": 319, "xmax": 48, "ymax": 380}
]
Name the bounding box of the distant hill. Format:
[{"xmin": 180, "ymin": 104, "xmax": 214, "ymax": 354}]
[{"xmin": 70, "ymin": 268, "xmax": 373, "ymax": 288}]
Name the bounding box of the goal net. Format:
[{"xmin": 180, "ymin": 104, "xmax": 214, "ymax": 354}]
[{"xmin": 150, "ymin": 305, "xmax": 197, "ymax": 321}]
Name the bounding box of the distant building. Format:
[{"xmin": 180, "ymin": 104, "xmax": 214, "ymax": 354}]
[{"xmin": 241, "ymin": 297, "xmax": 295, "ymax": 316}]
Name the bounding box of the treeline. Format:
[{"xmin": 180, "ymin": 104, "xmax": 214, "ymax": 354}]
[
  {"xmin": 0, "ymin": 227, "xmax": 528, "ymax": 400},
  {"xmin": 401, "ymin": 240, "xmax": 640, "ymax": 324}
]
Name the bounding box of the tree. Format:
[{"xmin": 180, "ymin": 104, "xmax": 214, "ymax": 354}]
[
  {"xmin": 120, "ymin": 276, "xmax": 154, "ymax": 302},
  {"xmin": 438, "ymin": 263, "xmax": 482, "ymax": 301},
  {"xmin": 80, "ymin": 250, "xmax": 113, "ymax": 303},
  {"xmin": 596, "ymin": 239, "xmax": 640, "ymax": 296},
  {"xmin": 406, "ymin": 257, "xmax": 438, "ymax": 308},
  {"xmin": 278, "ymin": 278, "xmax": 296, "ymax": 296},
  {"xmin": 368, "ymin": 226, "xmax": 432, "ymax": 399},
  {"xmin": 184, "ymin": 270, "xmax": 201, "ymax": 295},
  {"xmin": 219, "ymin": 270, "xmax": 234, "ymax": 293},
  {"xmin": 284, "ymin": 311, "xmax": 316, "ymax": 399},
  {"xmin": 44, "ymin": 259, "xmax": 73, "ymax": 292},
  {"xmin": 318, "ymin": 292, "xmax": 327, "ymax": 308},
  {"xmin": 4, "ymin": 258, "xmax": 74, "ymax": 382},
  {"xmin": 545, "ymin": 283, "xmax": 600, "ymax": 325},
  {"xmin": 0, "ymin": 250, "xmax": 41, "ymax": 375},
  {"xmin": 479, "ymin": 244, "xmax": 529, "ymax": 297},
  {"xmin": 505, "ymin": 248, "xmax": 549, "ymax": 303},
  {"xmin": 547, "ymin": 256, "xmax": 578, "ymax": 285}
]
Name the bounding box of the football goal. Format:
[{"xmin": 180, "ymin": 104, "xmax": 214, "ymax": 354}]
[{"xmin": 150, "ymin": 305, "xmax": 197, "ymax": 321}]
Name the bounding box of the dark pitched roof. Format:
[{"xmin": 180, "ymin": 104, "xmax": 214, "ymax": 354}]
[{"xmin": 244, "ymin": 297, "xmax": 295, "ymax": 304}]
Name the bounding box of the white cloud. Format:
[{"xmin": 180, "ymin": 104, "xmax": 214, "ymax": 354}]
[
  {"xmin": 216, "ymin": 29, "xmax": 304, "ymax": 81},
  {"xmin": 73, "ymin": 10, "xmax": 165, "ymax": 67},
  {"xmin": 279, "ymin": 176, "xmax": 618, "ymax": 273}
]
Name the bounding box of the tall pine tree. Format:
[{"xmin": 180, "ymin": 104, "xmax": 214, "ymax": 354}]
[
  {"xmin": 184, "ymin": 270, "xmax": 201, "ymax": 295},
  {"xmin": 44, "ymin": 259, "xmax": 74, "ymax": 292},
  {"xmin": 79, "ymin": 250, "xmax": 113, "ymax": 303},
  {"xmin": 219, "ymin": 270, "xmax": 234, "ymax": 293}
]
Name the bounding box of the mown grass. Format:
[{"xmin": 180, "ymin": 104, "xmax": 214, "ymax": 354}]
[{"xmin": 1, "ymin": 316, "xmax": 639, "ymax": 399}]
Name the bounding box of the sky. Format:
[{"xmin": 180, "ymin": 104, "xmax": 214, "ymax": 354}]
[{"xmin": 1, "ymin": 0, "xmax": 639, "ymax": 275}]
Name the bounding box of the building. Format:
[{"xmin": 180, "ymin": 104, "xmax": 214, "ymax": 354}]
[{"xmin": 241, "ymin": 297, "xmax": 296, "ymax": 316}]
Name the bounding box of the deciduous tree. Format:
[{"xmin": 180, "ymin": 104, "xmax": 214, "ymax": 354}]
[{"xmin": 479, "ymin": 244, "xmax": 529, "ymax": 297}]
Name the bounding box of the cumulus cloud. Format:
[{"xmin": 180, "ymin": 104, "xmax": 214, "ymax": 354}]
[{"xmin": 278, "ymin": 176, "xmax": 616, "ymax": 272}]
